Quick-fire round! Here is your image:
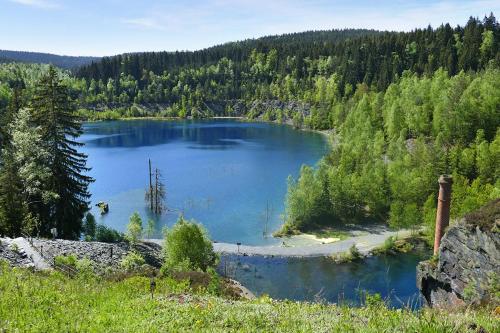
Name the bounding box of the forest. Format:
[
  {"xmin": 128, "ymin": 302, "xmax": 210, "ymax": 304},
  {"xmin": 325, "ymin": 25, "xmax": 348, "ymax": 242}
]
[{"xmin": 0, "ymin": 14, "xmax": 498, "ymax": 239}]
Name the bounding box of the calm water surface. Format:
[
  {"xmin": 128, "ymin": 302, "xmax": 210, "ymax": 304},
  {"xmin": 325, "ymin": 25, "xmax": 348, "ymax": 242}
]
[
  {"xmin": 80, "ymin": 119, "xmax": 328, "ymax": 245},
  {"xmin": 81, "ymin": 119, "xmax": 426, "ymax": 306},
  {"xmin": 219, "ymin": 251, "xmax": 428, "ymax": 307}
]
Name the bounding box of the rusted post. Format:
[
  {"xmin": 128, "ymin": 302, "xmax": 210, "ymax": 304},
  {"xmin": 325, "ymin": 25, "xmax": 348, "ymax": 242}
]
[{"xmin": 433, "ymin": 175, "xmax": 453, "ymax": 256}]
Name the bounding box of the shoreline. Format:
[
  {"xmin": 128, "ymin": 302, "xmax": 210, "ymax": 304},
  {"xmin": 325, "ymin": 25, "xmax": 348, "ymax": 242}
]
[{"xmin": 146, "ymin": 226, "xmax": 416, "ymax": 258}]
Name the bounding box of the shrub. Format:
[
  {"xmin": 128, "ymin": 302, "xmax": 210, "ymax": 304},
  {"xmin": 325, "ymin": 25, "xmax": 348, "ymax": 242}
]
[
  {"xmin": 54, "ymin": 254, "xmax": 78, "ymax": 268},
  {"xmin": 206, "ymin": 267, "xmax": 222, "ymax": 296},
  {"xmin": 75, "ymin": 257, "xmax": 95, "ymax": 278},
  {"xmin": 95, "ymin": 224, "xmax": 124, "ymax": 243},
  {"xmin": 349, "ymin": 244, "xmax": 361, "ymax": 260},
  {"xmin": 363, "ymin": 292, "xmax": 385, "ymax": 307},
  {"xmin": 162, "ymin": 216, "xmax": 217, "ymax": 273},
  {"xmin": 120, "ymin": 251, "xmax": 145, "ymax": 271},
  {"xmin": 9, "ymin": 243, "xmax": 19, "ymax": 253},
  {"xmin": 83, "ymin": 212, "xmax": 96, "ymax": 241},
  {"xmin": 125, "ymin": 212, "xmax": 143, "ymax": 245}
]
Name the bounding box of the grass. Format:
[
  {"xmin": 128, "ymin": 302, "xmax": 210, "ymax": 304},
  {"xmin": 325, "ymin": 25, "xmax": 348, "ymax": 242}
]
[
  {"xmin": 273, "ymin": 225, "xmax": 350, "ymax": 240},
  {"xmin": 308, "ymin": 228, "xmax": 350, "ymax": 240},
  {"xmin": 0, "ymin": 262, "xmax": 498, "ymax": 332}
]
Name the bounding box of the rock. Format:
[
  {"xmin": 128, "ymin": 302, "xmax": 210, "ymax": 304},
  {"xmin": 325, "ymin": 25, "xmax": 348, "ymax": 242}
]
[
  {"xmin": 0, "ymin": 239, "xmax": 34, "ymax": 267},
  {"xmin": 96, "ymin": 201, "xmax": 109, "ymax": 214},
  {"xmin": 28, "ymin": 238, "xmax": 163, "ymax": 271},
  {"xmin": 417, "ymin": 199, "xmax": 500, "ymax": 308}
]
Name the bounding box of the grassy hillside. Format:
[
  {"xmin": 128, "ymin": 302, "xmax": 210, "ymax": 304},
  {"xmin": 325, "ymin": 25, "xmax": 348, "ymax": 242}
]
[{"xmin": 0, "ymin": 262, "xmax": 497, "ymax": 332}]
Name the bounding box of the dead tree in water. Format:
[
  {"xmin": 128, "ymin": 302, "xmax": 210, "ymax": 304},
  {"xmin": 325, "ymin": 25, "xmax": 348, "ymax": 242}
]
[
  {"xmin": 261, "ymin": 200, "xmax": 273, "ymax": 239},
  {"xmin": 148, "ymin": 159, "xmax": 153, "ymax": 211},
  {"xmin": 145, "ymin": 160, "xmax": 166, "ymax": 214}
]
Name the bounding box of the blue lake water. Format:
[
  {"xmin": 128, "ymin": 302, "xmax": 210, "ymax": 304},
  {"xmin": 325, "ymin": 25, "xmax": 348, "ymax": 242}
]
[
  {"xmin": 81, "ymin": 119, "xmax": 427, "ymax": 305},
  {"xmin": 80, "ymin": 119, "xmax": 328, "ymax": 245},
  {"xmin": 219, "ymin": 250, "xmax": 428, "ymax": 308}
]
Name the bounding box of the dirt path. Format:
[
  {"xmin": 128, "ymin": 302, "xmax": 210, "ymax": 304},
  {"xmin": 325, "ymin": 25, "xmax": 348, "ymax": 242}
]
[{"xmin": 148, "ymin": 227, "xmax": 415, "ymax": 257}]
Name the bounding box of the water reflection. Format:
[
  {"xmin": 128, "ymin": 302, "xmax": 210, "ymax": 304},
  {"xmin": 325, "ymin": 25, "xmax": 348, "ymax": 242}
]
[
  {"xmin": 79, "ymin": 119, "xmax": 328, "ymax": 245},
  {"xmin": 219, "ymin": 251, "xmax": 429, "ymax": 308},
  {"xmin": 82, "ymin": 120, "xmax": 271, "ymax": 148}
]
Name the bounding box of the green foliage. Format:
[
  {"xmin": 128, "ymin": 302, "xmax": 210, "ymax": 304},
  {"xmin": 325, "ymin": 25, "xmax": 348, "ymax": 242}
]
[
  {"xmin": 283, "ymin": 67, "xmax": 500, "ymax": 234},
  {"xmin": 0, "ymin": 65, "xmax": 93, "ymax": 239},
  {"xmin": 83, "ymin": 212, "xmax": 96, "ymax": 241},
  {"xmin": 145, "ymin": 219, "xmax": 156, "ymax": 239},
  {"xmin": 120, "ymin": 251, "xmax": 146, "ymax": 271},
  {"xmin": 283, "ymin": 165, "xmax": 332, "ymax": 232},
  {"xmin": 382, "ymin": 236, "xmax": 396, "ymax": 252},
  {"xmin": 54, "ymin": 254, "xmax": 78, "ymax": 268},
  {"xmin": 363, "ymin": 292, "xmax": 385, "ymax": 307},
  {"xmin": 349, "ymin": 244, "xmax": 361, "ymax": 260},
  {"xmin": 9, "ymin": 243, "xmax": 19, "ymax": 253},
  {"xmin": 162, "ymin": 216, "xmax": 217, "ymax": 273},
  {"xmin": 125, "ymin": 212, "xmax": 143, "ymax": 245},
  {"xmin": 95, "ymin": 224, "xmax": 124, "ymax": 243},
  {"xmin": 30, "ymin": 66, "xmax": 94, "ymax": 239}
]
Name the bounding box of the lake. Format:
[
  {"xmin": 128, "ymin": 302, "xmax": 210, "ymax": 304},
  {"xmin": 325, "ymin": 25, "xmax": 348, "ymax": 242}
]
[
  {"xmin": 80, "ymin": 119, "xmax": 328, "ymax": 245},
  {"xmin": 219, "ymin": 250, "xmax": 428, "ymax": 308},
  {"xmin": 81, "ymin": 119, "xmax": 427, "ymax": 306}
]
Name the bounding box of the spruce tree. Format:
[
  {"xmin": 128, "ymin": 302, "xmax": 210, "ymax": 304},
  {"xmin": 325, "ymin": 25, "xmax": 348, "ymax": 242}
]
[
  {"xmin": 31, "ymin": 66, "xmax": 94, "ymax": 239},
  {"xmin": 0, "ymin": 144, "xmax": 25, "ymax": 237},
  {"xmin": 0, "ymin": 88, "xmax": 24, "ymax": 237}
]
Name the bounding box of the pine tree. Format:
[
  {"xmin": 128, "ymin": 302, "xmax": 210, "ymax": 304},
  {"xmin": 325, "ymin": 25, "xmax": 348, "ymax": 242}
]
[
  {"xmin": 0, "ymin": 144, "xmax": 25, "ymax": 237},
  {"xmin": 0, "ymin": 89, "xmax": 25, "ymax": 236},
  {"xmin": 30, "ymin": 66, "xmax": 94, "ymax": 239}
]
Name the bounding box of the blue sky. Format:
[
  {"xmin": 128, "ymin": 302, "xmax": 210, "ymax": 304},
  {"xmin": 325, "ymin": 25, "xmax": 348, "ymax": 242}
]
[{"xmin": 1, "ymin": 0, "xmax": 498, "ymax": 56}]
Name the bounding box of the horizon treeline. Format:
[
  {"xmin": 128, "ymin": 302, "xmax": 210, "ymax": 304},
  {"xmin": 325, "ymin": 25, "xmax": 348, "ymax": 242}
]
[{"xmin": 73, "ymin": 15, "xmax": 499, "ymax": 108}]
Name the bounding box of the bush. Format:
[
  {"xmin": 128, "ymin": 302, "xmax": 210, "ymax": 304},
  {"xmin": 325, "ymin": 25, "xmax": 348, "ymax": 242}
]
[
  {"xmin": 54, "ymin": 254, "xmax": 78, "ymax": 268},
  {"xmin": 120, "ymin": 251, "xmax": 145, "ymax": 271},
  {"xmin": 9, "ymin": 243, "xmax": 19, "ymax": 253},
  {"xmin": 349, "ymin": 244, "xmax": 361, "ymax": 260},
  {"xmin": 75, "ymin": 257, "xmax": 95, "ymax": 278},
  {"xmin": 95, "ymin": 224, "xmax": 124, "ymax": 243},
  {"xmin": 82, "ymin": 213, "xmax": 96, "ymax": 241},
  {"xmin": 162, "ymin": 216, "xmax": 217, "ymax": 273},
  {"xmin": 125, "ymin": 212, "xmax": 143, "ymax": 245}
]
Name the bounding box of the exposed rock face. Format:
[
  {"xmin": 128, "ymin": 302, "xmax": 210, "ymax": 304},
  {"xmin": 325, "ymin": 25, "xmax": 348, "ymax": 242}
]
[
  {"xmin": 209, "ymin": 99, "xmax": 311, "ymax": 120},
  {"xmin": 0, "ymin": 241, "xmax": 33, "ymax": 267},
  {"xmin": 0, "ymin": 238, "xmax": 163, "ymax": 270},
  {"xmin": 31, "ymin": 239, "xmax": 163, "ymax": 269},
  {"xmin": 417, "ymin": 199, "xmax": 500, "ymax": 308}
]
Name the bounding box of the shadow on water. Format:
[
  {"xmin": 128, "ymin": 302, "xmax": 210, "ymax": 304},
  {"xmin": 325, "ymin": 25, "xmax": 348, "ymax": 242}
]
[
  {"xmin": 218, "ymin": 250, "xmax": 430, "ymax": 309},
  {"xmin": 82, "ymin": 120, "xmax": 271, "ymax": 148}
]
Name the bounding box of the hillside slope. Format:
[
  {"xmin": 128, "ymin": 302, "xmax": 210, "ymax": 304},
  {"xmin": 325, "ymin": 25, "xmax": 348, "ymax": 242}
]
[
  {"xmin": 0, "ymin": 50, "xmax": 100, "ymax": 69},
  {"xmin": 0, "ymin": 262, "xmax": 497, "ymax": 332}
]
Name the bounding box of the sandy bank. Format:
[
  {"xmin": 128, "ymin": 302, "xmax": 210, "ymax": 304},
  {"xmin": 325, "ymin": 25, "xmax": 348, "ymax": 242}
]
[{"xmin": 148, "ymin": 227, "xmax": 415, "ymax": 258}]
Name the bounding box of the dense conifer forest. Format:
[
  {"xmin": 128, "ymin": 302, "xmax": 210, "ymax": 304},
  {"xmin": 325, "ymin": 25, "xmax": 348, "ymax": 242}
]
[
  {"xmin": 0, "ymin": 14, "xmax": 498, "ymax": 238},
  {"xmin": 0, "ymin": 50, "xmax": 99, "ymax": 69}
]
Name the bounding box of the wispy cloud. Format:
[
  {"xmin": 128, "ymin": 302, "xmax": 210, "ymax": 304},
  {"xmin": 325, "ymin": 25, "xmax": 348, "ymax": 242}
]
[
  {"xmin": 121, "ymin": 17, "xmax": 166, "ymax": 31},
  {"xmin": 9, "ymin": 0, "xmax": 60, "ymax": 9}
]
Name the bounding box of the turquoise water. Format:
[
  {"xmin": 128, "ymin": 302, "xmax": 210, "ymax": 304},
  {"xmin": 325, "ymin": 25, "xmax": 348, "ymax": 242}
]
[
  {"xmin": 81, "ymin": 119, "xmax": 427, "ymax": 306},
  {"xmin": 80, "ymin": 119, "xmax": 328, "ymax": 245}
]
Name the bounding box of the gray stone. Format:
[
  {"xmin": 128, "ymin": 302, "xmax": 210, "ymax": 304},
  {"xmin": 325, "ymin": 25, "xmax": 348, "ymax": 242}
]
[{"xmin": 417, "ymin": 200, "xmax": 500, "ymax": 308}]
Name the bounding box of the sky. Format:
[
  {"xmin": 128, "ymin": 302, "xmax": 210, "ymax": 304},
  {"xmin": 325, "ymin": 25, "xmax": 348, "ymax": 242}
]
[{"xmin": 0, "ymin": 0, "xmax": 498, "ymax": 56}]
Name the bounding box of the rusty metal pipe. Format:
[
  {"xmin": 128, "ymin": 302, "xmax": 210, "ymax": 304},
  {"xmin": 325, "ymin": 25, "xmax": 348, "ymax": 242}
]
[{"xmin": 433, "ymin": 175, "xmax": 453, "ymax": 256}]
